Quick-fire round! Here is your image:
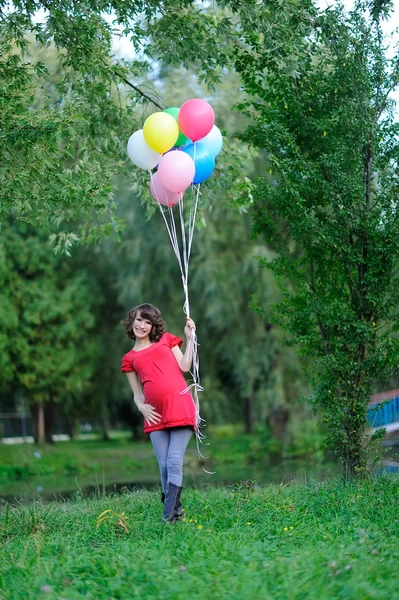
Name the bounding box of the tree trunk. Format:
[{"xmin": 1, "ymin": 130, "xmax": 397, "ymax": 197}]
[
  {"xmin": 44, "ymin": 399, "xmax": 56, "ymax": 444},
  {"xmin": 67, "ymin": 418, "xmax": 79, "ymax": 440},
  {"xmin": 244, "ymin": 396, "xmax": 254, "ymax": 434},
  {"xmin": 37, "ymin": 403, "xmax": 45, "ymax": 445},
  {"xmin": 267, "ymin": 407, "xmax": 290, "ymax": 441},
  {"xmin": 342, "ymin": 416, "xmax": 366, "ymax": 480},
  {"xmin": 100, "ymin": 416, "xmax": 111, "ymax": 441},
  {"xmin": 343, "ymin": 448, "xmax": 363, "ymax": 480}
]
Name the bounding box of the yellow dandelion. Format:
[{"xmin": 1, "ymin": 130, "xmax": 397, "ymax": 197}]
[
  {"xmin": 283, "ymin": 527, "xmax": 288, "ymax": 531},
  {"xmin": 247, "ymin": 522, "xmax": 252, "ymax": 525},
  {"xmin": 323, "ymin": 535, "xmax": 327, "ymax": 539},
  {"xmin": 197, "ymin": 525, "xmax": 203, "ymax": 530},
  {"xmin": 289, "ymin": 526, "xmax": 294, "ymax": 530}
]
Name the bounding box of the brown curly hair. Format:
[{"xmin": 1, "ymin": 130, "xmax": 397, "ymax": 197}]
[{"xmin": 121, "ymin": 303, "xmax": 165, "ymax": 342}]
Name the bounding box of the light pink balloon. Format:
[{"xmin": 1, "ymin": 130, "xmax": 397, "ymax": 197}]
[
  {"xmin": 158, "ymin": 150, "xmax": 195, "ymax": 193},
  {"xmin": 150, "ymin": 172, "xmax": 181, "ymax": 207},
  {"xmin": 178, "ymin": 99, "xmax": 215, "ymax": 142}
]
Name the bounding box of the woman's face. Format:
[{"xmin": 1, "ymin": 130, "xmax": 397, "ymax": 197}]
[{"xmin": 132, "ymin": 312, "xmax": 153, "ymax": 340}]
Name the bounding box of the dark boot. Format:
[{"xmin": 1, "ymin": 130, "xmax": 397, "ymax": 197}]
[
  {"xmin": 173, "ymin": 486, "xmax": 184, "ymax": 520},
  {"xmin": 162, "ymin": 482, "xmax": 182, "ymax": 523},
  {"xmin": 161, "ymin": 488, "xmax": 183, "ymax": 520}
]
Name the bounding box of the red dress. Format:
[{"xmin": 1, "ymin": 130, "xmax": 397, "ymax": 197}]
[{"xmin": 121, "ymin": 332, "xmax": 196, "ymax": 434}]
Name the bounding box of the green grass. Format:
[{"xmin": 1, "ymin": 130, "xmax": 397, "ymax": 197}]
[
  {"xmin": 0, "ymin": 477, "xmax": 397, "ymax": 599},
  {"xmin": 0, "ymin": 436, "xmax": 159, "ymax": 498},
  {"xmin": 0, "ymin": 431, "xmax": 334, "ymax": 500}
]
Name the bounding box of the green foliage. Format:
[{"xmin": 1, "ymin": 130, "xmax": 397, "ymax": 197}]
[
  {"xmin": 148, "ymin": 4, "xmax": 233, "ymax": 87},
  {"xmin": 0, "ymin": 35, "xmax": 130, "ymax": 245},
  {"xmin": 0, "ymin": 221, "xmax": 100, "ymax": 406},
  {"xmin": 221, "ymin": 0, "xmax": 399, "ymax": 475},
  {"xmin": 0, "ymin": 477, "xmax": 398, "ymax": 599}
]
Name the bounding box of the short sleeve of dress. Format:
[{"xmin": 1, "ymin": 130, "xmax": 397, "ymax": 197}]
[
  {"xmin": 121, "ymin": 354, "xmax": 134, "ymax": 373},
  {"xmin": 165, "ymin": 332, "xmax": 183, "ymax": 348}
]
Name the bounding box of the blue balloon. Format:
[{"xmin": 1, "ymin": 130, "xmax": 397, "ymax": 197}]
[{"xmin": 182, "ymin": 142, "xmax": 215, "ymax": 184}]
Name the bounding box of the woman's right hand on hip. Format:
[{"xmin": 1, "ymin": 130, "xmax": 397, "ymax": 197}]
[{"xmin": 139, "ymin": 403, "xmax": 162, "ymax": 426}]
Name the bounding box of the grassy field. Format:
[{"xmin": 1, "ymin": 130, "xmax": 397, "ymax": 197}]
[
  {"xmin": 0, "ymin": 430, "xmax": 332, "ymax": 500},
  {"xmin": 0, "ymin": 476, "xmax": 398, "ymax": 599}
]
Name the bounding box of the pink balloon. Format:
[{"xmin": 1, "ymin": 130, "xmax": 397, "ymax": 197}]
[
  {"xmin": 150, "ymin": 172, "xmax": 181, "ymax": 207},
  {"xmin": 158, "ymin": 150, "xmax": 195, "ymax": 193},
  {"xmin": 178, "ymin": 99, "xmax": 215, "ymax": 142}
]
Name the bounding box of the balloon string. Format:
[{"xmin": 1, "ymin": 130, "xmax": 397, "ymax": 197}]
[{"xmin": 148, "ymin": 171, "xmax": 211, "ymax": 470}]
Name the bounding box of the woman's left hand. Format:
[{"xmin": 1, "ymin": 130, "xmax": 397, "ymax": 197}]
[{"xmin": 184, "ymin": 317, "xmax": 196, "ymax": 338}]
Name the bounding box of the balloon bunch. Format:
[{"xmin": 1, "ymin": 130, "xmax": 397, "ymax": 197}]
[{"xmin": 127, "ymin": 98, "xmax": 223, "ymax": 206}]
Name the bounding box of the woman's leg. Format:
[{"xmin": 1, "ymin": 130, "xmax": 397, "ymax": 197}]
[
  {"xmin": 164, "ymin": 427, "xmax": 193, "ymax": 520},
  {"xmin": 149, "ymin": 430, "xmax": 170, "ymax": 494},
  {"xmin": 166, "ymin": 427, "xmax": 193, "ymax": 487}
]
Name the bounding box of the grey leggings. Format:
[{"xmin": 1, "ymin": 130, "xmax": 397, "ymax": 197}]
[{"xmin": 149, "ymin": 427, "xmax": 193, "ymax": 491}]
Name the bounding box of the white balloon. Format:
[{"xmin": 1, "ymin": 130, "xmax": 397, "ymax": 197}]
[{"xmin": 127, "ymin": 129, "xmax": 160, "ymax": 170}]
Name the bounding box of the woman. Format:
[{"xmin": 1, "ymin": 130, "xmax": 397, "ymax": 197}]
[{"xmin": 121, "ymin": 303, "xmax": 196, "ymax": 523}]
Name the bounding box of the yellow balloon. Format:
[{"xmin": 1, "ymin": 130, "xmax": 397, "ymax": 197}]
[{"xmin": 143, "ymin": 112, "xmax": 179, "ymax": 153}]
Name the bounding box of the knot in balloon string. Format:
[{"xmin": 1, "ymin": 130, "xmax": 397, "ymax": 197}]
[{"xmin": 180, "ymin": 382, "xmax": 204, "ymax": 395}]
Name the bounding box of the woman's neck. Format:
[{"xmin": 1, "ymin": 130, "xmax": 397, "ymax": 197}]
[{"xmin": 134, "ymin": 337, "xmax": 153, "ymax": 350}]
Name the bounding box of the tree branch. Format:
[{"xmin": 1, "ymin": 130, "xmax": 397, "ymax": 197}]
[{"xmin": 113, "ymin": 70, "xmax": 164, "ymax": 110}]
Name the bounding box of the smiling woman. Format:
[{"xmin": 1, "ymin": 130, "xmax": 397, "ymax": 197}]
[
  {"xmin": 132, "ymin": 314, "xmax": 154, "ymax": 345},
  {"xmin": 120, "ymin": 303, "xmax": 197, "ymax": 523},
  {"xmin": 121, "ymin": 304, "xmax": 165, "ymax": 345}
]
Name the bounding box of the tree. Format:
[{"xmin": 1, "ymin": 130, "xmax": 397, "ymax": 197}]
[
  {"xmin": 218, "ymin": 0, "xmax": 399, "ymax": 476},
  {"xmin": 0, "ymin": 221, "xmax": 102, "ymax": 443},
  {"xmin": 0, "ymin": 35, "xmax": 131, "ymax": 248}
]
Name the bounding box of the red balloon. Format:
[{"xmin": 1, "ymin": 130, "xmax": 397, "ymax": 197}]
[{"xmin": 178, "ymin": 99, "xmax": 215, "ymax": 142}]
